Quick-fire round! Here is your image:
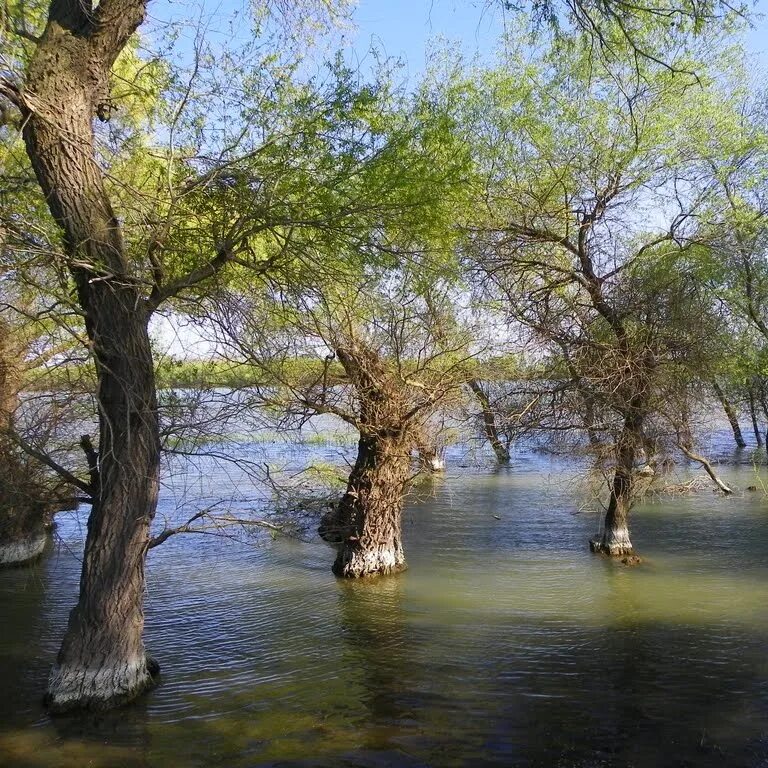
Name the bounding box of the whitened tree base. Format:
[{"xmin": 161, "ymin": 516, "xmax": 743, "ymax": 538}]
[
  {"xmin": 45, "ymin": 655, "xmax": 158, "ymax": 713},
  {"xmin": 0, "ymin": 531, "xmax": 47, "ymax": 567},
  {"xmin": 333, "ymin": 543, "xmax": 407, "ymax": 578},
  {"xmin": 590, "ymin": 531, "xmax": 642, "ymax": 565}
]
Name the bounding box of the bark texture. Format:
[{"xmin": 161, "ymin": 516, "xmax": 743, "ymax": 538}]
[
  {"xmin": 712, "ymin": 381, "xmax": 746, "ymax": 449},
  {"xmin": 332, "ymin": 433, "xmax": 409, "ymax": 578},
  {"xmin": 320, "ymin": 345, "xmax": 415, "ymax": 579},
  {"xmin": 468, "ymin": 379, "xmax": 510, "ymax": 464},
  {"xmin": 20, "ymin": 0, "xmax": 160, "ymax": 711},
  {"xmin": 590, "ymin": 412, "xmax": 641, "ymax": 559}
]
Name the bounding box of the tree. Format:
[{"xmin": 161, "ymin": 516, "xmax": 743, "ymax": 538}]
[
  {"xmin": 493, "ymin": 0, "xmax": 749, "ymax": 72},
  {"xmin": 0, "ymin": 0, "xmax": 366, "ymax": 710},
  {"xmin": 449, "ymin": 38, "xmax": 744, "ymax": 558},
  {"xmin": 694, "ymin": 83, "xmax": 768, "ymax": 448},
  {"xmin": 207, "ymin": 261, "xmax": 476, "ymax": 577},
  {"xmin": 0, "ymin": 311, "xmax": 80, "ymax": 565}
]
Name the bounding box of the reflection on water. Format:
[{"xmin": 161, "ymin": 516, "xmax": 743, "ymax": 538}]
[{"xmin": 1, "ymin": 440, "xmax": 767, "ymax": 767}]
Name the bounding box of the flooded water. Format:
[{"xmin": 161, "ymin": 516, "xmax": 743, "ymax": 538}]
[{"xmin": 1, "ymin": 436, "xmax": 767, "ymax": 767}]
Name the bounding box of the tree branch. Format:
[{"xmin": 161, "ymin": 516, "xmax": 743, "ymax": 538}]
[
  {"xmin": 0, "ymin": 76, "xmax": 22, "ymax": 111},
  {"xmin": 6, "ymin": 430, "xmax": 94, "ymax": 497},
  {"xmin": 146, "ymin": 241, "xmax": 235, "ymax": 312},
  {"xmin": 147, "ymin": 510, "xmax": 207, "ymax": 549},
  {"xmin": 88, "ymin": 0, "xmax": 148, "ymax": 67}
]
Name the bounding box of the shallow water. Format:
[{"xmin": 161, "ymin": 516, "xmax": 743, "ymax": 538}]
[{"xmin": 1, "ymin": 439, "xmax": 767, "ymax": 768}]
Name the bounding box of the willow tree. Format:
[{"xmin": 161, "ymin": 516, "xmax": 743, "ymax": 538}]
[
  {"xmin": 209, "ymin": 265, "xmax": 475, "ymax": 578},
  {"xmin": 695, "ymin": 83, "xmax": 768, "ymax": 447},
  {"xmin": 493, "ymin": 0, "xmax": 748, "ymax": 69},
  {"xmin": 0, "ymin": 336, "xmax": 65, "ymax": 568},
  {"xmin": 0, "ymin": 0, "xmax": 377, "ymax": 710},
  {"xmin": 0, "ymin": 0, "xmax": 217, "ymax": 708},
  {"xmin": 0, "ymin": 314, "xmax": 79, "ymax": 565},
  {"xmin": 450, "ymin": 36, "xmax": 746, "ymax": 559}
]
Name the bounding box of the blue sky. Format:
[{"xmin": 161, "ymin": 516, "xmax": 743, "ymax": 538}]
[
  {"xmin": 148, "ymin": 0, "xmax": 767, "ymax": 75},
  {"xmin": 347, "ymin": 0, "xmax": 767, "ymax": 71},
  {"xmin": 348, "ymin": 0, "xmax": 502, "ymax": 74}
]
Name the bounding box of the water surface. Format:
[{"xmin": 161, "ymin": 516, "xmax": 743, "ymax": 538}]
[{"xmin": 1, "ymin": 442, "xmax": 767, "ymax": 767}]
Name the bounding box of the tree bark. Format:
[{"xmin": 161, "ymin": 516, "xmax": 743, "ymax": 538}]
[
  {"xmin": 331, "ymin": 432, "xmax": 410, "ymax": 578},
  {"xmin": 467, "ymin": 379, "xmax": 510, "ymax": 464},
  {"xmin": 43, "ymin": 301, "xmax": 159, "ymax": 712},
  {"xmin": 712, "ymin": 381, "xmax": 746, "ymax": 449},
  {"xmin": 748, "ymin": 385, "xmax": 763, "ymax": 447},
  {"xmin": 20, "ymin": 0, "xmax": 160, "ymax": 711},
  {"xmin": 590, "ymin": 412, "xmax": 642, "ymax": 560},
  {"xmin": 0, "ymin": 446, "xmax": 54, "ymax": 566}
]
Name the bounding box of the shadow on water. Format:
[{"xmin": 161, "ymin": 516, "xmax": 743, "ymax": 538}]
[{"xmin": 1, "ymin": 577, "xmax": 767, "ymax": 767}]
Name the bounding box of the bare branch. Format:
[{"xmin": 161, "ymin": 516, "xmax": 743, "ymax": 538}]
[{"xmin": 6, "ymin": 430, "xmax": 94, "ymax": 497}]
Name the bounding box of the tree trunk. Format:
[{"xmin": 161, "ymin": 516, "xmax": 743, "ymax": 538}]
[
  {"xmin": 0, "ymin": 446, "xmax": 51, "ymax": 566},
  {"xmin": 21, "ymin": 9, "xmax": 160, "ymax": 712},
  {"xmin": 468, "ymin": 380, "xmax": 510, "ymax": 464},
  {"xmin": 748, "ymin": 385, "xmax": 763, "ymax": 447},
  {"xmin": 331, "ymin": 433, "xmax": 410, "ymax": 579},
  {"xmin": 712, "ymin": 381, "xmax": 746, "ymax": 448},
  {"xmin": 414, "ymin": 431, "xmax": 446, "ymax": 473},
  {"xmin": 44, "ymin": 303, "xmax": 160, "ymax": 712},
  {"xmin": 590, "ymin": 413, "xmax": 642, "ymax": 560}
]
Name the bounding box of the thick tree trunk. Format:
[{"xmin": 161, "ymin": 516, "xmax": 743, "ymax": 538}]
[
  {"xmin": 331, "ymin": 433, "xmax": 409, "ymax": 579},
  {"xmin": 44, "ymin": 304, "xmax": 160, "ymax": 712},
  {"xmin": 590, "ymin": 412, "xmax": 642, "ymax": 561},
  {"xmin": 22, "ymin": 9, "xmax": 160, "ymax": 712},
  {"xmin": 468, "ymin": 380, "xmax": 510, "ymax": 464},
  {"xmin": 0, "ymin": 529, "xmax": 48, "ymax": 566},
  {"xmin": 712, "ymin": 382, "xmax": 746, "ymax": 448}
]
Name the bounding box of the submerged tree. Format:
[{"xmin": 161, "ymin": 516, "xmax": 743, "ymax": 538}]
[
  {"xmin": 207, "ymin": 264, "xmax": 475, "ymax": 578},
  {"xmin": 0, "ymin": 313, "xmax": 81, "ymax": 565},
  {"xmin": 696, "ymin": 84, "xmax": 768, "ymax": 448},
  {"xmin": 449, "ymin": 37, "xmax": 744, "ymax": 558}
]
